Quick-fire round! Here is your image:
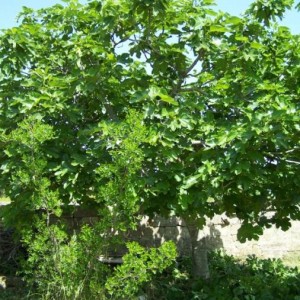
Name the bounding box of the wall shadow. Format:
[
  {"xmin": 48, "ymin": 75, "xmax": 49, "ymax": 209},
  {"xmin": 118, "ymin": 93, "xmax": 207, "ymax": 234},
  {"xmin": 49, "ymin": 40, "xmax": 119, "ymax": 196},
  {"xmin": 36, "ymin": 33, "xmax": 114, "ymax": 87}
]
[{"xmin": 116, "ymin": 215, "xmax": 224, "ymax": 259}]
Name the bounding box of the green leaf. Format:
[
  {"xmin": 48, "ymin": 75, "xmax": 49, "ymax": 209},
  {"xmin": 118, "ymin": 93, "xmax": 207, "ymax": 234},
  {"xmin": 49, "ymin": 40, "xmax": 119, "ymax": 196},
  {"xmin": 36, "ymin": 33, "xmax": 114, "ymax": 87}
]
[
  {"xmin": 237, "ymin": 223, "xmax": 263, "ymax": 243},
  {"xmin": 235, "ymin": 35, "xmax": 248, "ymax": 42},
  {"xmin": 130, "ymin": 90, "xmax": 148, "ymax": 103},
  {"xmin": 250, "ymin": 42, "xmax": 264, "ymax": 50},
  {"xmin": 202, "ymin": 0, "xmax": 215, "ymax": 5},
  {"xmin": 158, "ymin": 93, "xmax": 178, "ymax": 106},
  {"xmin": 225, "ymin": 16, "xmax": 242, "ymax": 25},
  {"xmin": 209, "ymin": 25, "xmax": 227, "ymax": 32},
  {"xmin": 182, "ymin": 174, "xmax": 201, "ymax": 189},
  {"xmin": 149, "ymin": 86, "xmax": 178, "ymax": 106}
]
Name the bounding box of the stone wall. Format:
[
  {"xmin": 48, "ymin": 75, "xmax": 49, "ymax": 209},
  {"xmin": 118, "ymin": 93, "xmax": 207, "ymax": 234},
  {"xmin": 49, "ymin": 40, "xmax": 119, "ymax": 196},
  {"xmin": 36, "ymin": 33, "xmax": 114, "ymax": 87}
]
[
  {"xmin": 125, "ymin": 214, "xmax": 300, "ymax": 266},
  {"xmin": 47, "ymin": 210, "xmax": 300, "ymax": 265},
  {"xmin": 1, "ymin": 204, "xmax": 300, "ymax": 266}
]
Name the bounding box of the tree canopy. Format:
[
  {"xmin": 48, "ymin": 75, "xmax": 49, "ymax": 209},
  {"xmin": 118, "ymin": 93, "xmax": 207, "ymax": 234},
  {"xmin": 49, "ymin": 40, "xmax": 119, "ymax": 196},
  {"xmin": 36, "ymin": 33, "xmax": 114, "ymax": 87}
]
[{"xmin": 0, "ymin": 0, "xmax": 299, "ymax": 248}]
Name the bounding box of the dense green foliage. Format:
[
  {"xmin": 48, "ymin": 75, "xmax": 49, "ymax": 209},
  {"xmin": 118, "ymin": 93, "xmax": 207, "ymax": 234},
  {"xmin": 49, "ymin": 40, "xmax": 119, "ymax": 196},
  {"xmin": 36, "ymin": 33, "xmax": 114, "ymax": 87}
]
[
  {"xmin": 1, "ymin": 251, "xmax": 299, "ymax": 299},
  {"xmin": 22, "ymin": 224, "xmax": 109, "ymax": 299},
  {"xmin": 201, "ymin": 253, "xmax": 300, "ymax": 300},
  {"xmin": 0, "ymin": 0, "xmax": 300, "ymax": 297},
  {"xmin": 19, "ymin": 222, "xmax": 176, "ymax": 299},
  {"xmin": 106, "ymin": 241, "xmax": 177, "ymax": 298},
  {"xmin": 144, "ymin": 252, "xmax": 300, "ymax": 300},
  {"xmin": 1, "ymin": 0, "xmax": 299, "ymax": 240}
]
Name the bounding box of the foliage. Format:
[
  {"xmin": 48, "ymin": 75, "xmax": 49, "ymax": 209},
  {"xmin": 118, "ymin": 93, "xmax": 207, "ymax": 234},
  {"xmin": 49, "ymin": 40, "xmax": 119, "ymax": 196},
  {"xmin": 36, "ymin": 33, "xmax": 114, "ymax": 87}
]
[
  {"xmin": 139, "ymin": 251, "xmax": 300, "ymax": 300},
  {"xmin": 0, "ymin": 0, "xmax": 300, "ymax": 295},
  {"xmin": 21, "ymin": 224, "xmax": 176, "ymax": 300},
  {"xmin": 142, "ymin": 256, "xmax": 193, "ymax": 300},
  {"xmin": 192, "ymin": 251, "xmax": 300, "ymax": 300},
  {"xmin": 21, "ymin": 223, "xmax": 110, "ymax": 300},
  {"xmin": 0, "ymin": 0, "xmax": 299, "ymax": 242},
  {"xmin": 1, "ymin": 250, "xmax": 299, "ymax": 300},
  {"xmin": 105, "ymin": 241, "xmax": 177, "ymax": 299},
  {"xmin": 0, "ymin": 117, "xmax": 61, "ymax": 232}
]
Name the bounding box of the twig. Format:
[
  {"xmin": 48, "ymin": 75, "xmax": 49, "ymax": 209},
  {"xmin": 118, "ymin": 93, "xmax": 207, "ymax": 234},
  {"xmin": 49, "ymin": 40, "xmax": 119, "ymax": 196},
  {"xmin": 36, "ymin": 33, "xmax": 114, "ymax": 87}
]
[
  {"xmin": 285, "ymin": 159, "xmax": 300, "ymax": 165},
  {"xmin": 185, "ymin": 55, "xmax": 201, "ymax": 77}
]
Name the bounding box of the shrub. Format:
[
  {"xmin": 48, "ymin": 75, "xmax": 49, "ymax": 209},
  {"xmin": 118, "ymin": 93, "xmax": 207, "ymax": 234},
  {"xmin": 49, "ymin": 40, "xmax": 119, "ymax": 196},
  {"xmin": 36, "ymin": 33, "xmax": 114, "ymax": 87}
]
[
  {"xmin": 135, "ymin": 251, "xmax": 300, "ymax": 300},
  {"xmin": 105, "ymin": 241, "xmax": 177, "ymax": 299},
  {"xmin": 192, "ymin": 251, "xmax": 300, "ymax": 300},
  {"xmin": 22, "ymin": 223, "xmax": 110, "ymax": 300},
  {"xmin": 20, "ymin": 218, "xmax": 177, "ymax": 300}
]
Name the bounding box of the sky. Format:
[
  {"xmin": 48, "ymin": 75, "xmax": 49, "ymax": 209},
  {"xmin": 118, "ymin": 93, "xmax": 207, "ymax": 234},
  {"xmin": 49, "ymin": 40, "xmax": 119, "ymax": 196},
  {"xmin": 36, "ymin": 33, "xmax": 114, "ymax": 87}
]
[{"xmin": 0, "ymin": 0, "xmax": 299, "ymax": 33}]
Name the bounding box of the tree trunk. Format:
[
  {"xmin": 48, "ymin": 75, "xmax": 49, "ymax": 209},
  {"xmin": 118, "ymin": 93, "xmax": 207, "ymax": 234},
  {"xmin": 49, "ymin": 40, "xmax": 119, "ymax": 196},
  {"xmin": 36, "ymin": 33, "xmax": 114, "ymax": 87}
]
[{"xmin": 183, "ymin": 217, "xmax": 210, "ymax": 279}]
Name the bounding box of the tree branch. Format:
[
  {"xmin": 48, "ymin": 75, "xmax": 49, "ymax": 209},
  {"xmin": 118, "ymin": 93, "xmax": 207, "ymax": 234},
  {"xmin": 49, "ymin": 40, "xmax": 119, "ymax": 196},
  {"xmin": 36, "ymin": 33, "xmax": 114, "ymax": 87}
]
[
  {"xmin": 171, "ymin": 49, "xmax": 206, "ymax": 97},
  {"xmin": 285, "ymin": 159, "xmax": 300, "ymax": 165},
  {"xmin": 180, "ymin": 87, "xmax": 209, "ymax": 96},
  {"xmin": 184, "ymin": 55, "xmax": 200, "ymax": 77}
]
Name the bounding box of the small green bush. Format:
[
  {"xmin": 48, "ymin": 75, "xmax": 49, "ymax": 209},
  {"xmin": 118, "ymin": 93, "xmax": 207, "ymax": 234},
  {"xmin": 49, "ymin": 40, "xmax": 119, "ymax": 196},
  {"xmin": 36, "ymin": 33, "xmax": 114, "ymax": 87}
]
[
  {"xmin": 21, "ymin": 219, "xmax": 177, "ymax": 300},
  {"xmin": 138, "ymin": 251, "xmax": 300, "ymax": 300},
  {"xmin": 2, "ymin": 242, "xmax": 300, "ymax": 300},
  {"xmin": 190, "ymin": 251, "xmax": 300, "ymax": 300},
  {"xmin": 105, "ymin": 241, "xmax": 177, "ymax": 299},
  {"xmin": 22, "ymin": 223, "xmax": 110, "ymax": 300}
]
